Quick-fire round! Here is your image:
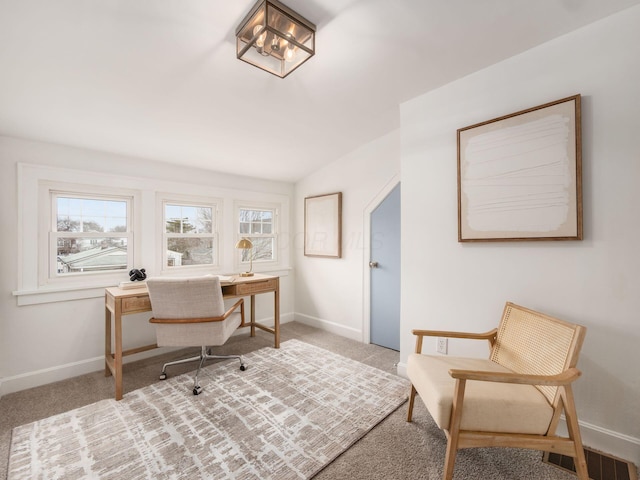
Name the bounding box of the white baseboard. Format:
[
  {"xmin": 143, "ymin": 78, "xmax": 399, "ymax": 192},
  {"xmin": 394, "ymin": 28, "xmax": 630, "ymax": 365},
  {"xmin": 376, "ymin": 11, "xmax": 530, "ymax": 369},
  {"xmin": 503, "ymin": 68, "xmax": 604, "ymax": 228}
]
[
  {"xmin": 0, "ymin": 313, "xmax": 296, "ymax": 398},
  {"xmin": 294, "ymin": 313, "xmax": 362, "ymax": 342},
  {"xmin": 396, "ymin": 363, "xmax": 639, "ymax": 467},
  {"xmin": 0, "ymin": 349, "xmax": 163, "ymax": 397},
  {"xmin": 557, "ymin": 419, "xmax": 640, "ymax": 468}
]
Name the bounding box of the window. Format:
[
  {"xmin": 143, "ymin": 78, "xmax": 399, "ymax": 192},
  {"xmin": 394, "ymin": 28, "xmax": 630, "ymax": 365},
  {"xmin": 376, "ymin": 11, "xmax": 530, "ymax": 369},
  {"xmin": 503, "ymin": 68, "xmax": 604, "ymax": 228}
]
[
  {"xmin": 163, "ymin": 202, "xmax": 217, "ymax": 269},
  {"xmin": 52, "ymin": 193, "xmax": 132, "ymax": 276},
  {"xmin": 238, "ymin": 207, "xmax": 277, "ymax": 264}
]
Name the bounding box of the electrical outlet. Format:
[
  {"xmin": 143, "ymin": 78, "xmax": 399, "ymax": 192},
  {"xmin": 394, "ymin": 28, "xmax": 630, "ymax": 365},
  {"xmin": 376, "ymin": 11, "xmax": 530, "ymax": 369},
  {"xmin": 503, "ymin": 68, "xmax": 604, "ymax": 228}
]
[{"xmin": 437, "ymin": 337, "xmax": 448, "ymax": 355}]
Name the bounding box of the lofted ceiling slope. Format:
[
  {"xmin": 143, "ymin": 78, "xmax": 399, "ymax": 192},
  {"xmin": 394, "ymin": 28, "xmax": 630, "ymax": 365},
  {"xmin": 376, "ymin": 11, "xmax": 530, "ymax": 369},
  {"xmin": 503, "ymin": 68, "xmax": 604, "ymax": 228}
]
[{"xmin": 1, "ymin": 0, "xmax": 639, "ymax": 182}]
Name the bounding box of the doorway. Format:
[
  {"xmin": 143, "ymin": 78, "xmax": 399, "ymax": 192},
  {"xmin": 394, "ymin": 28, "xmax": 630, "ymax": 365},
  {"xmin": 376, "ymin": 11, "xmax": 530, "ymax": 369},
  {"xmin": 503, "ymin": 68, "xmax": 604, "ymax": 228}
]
[{"xmin": 369, "ymin": 183, "xmax": 401, "ymax": 351}]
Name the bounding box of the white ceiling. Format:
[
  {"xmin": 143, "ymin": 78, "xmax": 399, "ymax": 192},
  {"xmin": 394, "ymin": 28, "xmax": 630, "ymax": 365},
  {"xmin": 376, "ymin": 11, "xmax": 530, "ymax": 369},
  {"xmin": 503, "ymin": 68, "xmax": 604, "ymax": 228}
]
[{"xmin": 1, "ymin": 0, "xmax": 639, "ymax": 182}]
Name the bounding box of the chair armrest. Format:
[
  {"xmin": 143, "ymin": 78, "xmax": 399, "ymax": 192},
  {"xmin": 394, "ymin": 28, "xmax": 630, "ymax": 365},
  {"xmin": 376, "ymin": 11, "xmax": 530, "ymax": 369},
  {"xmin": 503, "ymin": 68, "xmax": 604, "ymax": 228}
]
[
  {"xmin": 448, "ymin": 367, "xmax": 582, "ymax": 386},
  {"xmin": 411, "ymin": 328, "xmax": 498, "ymax": 354},
  {"xmin": 150, "ymin": 298, "xmax": 245, "ymax": 324},
  {"xmin": 229, "ymin": 298, "xmax": 246, "ymax": 326}
]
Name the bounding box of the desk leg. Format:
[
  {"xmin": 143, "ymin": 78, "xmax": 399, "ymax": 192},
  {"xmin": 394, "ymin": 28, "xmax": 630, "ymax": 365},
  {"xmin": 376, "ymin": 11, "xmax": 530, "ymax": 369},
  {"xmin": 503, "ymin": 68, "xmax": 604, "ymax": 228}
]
[
  {"xmin": 105, "ymin": 305, "xmax": 112, "ymax": 377},
  {"xmin": 250, "ymin": 294, "xmax": 256, "ymax": 337},
  {"xmin": 274, "ymin": 279, "xmax": 280, "ymax": 348},
  {"xmin": 114, "ymin": 306, "xmax": 124, "ymax": 401}
]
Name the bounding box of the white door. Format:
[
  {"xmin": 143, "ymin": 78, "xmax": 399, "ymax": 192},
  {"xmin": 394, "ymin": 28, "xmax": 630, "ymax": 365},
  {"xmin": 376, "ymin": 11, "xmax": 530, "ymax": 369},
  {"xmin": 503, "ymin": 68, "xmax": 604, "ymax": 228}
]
[{"xmin": 369, "ymin": 183, "xmax": 401, "ymax": 351}]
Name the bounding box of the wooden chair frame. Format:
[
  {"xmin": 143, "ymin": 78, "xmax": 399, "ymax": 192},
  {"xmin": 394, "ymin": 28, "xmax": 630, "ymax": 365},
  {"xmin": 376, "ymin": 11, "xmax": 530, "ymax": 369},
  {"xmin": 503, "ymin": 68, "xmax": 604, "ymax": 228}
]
[
  {"xmin": 406, "ymin": 303, "xmax": 588, "ymax": 480},
  {"xmin": 150, "ymin": 298, "xmax": 245, "ymax": 325}
]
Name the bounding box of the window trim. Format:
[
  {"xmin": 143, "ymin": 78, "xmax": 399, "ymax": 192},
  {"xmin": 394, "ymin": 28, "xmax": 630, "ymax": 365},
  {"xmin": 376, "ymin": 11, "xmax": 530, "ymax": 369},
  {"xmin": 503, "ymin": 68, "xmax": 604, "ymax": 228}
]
[
  {"xmin": 14, "ymin": 163, "xmax": 290, "ymax": 306},
  {"xmin": 14, "ymin": 164, "xmax": 145, "ymax": 305},
  {"xmin": 38, "ymin": 182, "xmax": 139, "ymax": 289}
]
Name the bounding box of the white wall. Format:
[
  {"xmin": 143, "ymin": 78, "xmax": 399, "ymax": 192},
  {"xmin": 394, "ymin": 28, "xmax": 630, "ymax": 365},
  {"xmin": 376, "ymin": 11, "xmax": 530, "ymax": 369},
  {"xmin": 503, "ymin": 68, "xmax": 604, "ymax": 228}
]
[
  {"xmin": 400, "ymin": 6, "xmax": 640, "ymax": 464},
  {"xmin": 0, "ymin": 136, "xmax": 295, "ymax": 395},
  {"xmin": 294, "ymin": 129, "xmax": 400, "ymax": 340}
]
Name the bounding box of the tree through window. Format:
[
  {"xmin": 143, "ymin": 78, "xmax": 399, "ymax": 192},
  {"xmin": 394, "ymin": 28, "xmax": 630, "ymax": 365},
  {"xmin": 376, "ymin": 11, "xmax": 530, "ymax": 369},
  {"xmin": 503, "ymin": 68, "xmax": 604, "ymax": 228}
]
[
  {"xmin": 164, "ymin": 203, "xmax": 216, "ymax": 268},
  {"xmin": 238, "ymin": 207, "xmax": 276, "ymax": 263}
]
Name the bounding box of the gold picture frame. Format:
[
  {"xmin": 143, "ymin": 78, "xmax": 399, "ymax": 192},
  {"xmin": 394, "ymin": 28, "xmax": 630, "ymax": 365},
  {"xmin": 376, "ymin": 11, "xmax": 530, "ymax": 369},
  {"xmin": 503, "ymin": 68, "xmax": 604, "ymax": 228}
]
[
  {"xmin": 304, "ymin": 192, "xmax": 342, "ymax": 258},
  {"xmin": 457, "ymin": 94, "xmax": 582, "ymax": 242}
]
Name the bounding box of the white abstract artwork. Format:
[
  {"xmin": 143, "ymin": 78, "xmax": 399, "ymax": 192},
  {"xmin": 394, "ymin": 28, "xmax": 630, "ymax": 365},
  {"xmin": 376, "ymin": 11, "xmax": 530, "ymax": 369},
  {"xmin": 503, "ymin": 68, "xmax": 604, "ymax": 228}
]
[{"xmin": 458, "ymin": 96, "xmax": 582, "ymax": 241}]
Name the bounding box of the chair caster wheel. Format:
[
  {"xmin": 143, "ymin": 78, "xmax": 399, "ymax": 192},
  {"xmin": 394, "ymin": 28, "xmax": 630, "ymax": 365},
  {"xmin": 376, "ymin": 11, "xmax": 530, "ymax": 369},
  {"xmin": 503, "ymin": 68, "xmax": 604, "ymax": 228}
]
[
  {"xmin": 159, "ymin": 373, "xmax": 167, "ymax": 380},
  {"xmin": 240, "ymin": 364, "xmax": 246, "ymax": 371},
  {"xmin": 193, "ymin": 386, "xmax": 202, "ymax": 395}
]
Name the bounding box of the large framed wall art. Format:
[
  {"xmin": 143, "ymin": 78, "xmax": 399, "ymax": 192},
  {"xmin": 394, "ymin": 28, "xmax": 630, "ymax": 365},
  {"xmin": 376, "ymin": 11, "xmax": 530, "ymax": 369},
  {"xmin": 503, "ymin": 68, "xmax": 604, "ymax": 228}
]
[
  {"xmin": 457, "ymin": 94, "xmax": 582, "ymax": 242},
  {"xmin": 304, "ymin": 192, "xmax": 342, "ymax": 258}
]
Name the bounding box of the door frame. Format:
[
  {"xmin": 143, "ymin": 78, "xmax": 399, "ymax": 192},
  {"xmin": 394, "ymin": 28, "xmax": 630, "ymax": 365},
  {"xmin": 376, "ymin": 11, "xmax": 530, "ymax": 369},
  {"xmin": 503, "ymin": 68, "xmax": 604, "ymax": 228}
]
[{"xmin": 362, "ymin": 174, "xmax": 400, "ymax": 344}]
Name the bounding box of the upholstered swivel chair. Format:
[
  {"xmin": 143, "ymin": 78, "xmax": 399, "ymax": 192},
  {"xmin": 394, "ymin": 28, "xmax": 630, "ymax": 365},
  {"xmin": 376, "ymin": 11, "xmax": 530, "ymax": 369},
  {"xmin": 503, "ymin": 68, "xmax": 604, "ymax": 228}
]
[
  {"xmin": 407, "ymin": 302, "xmax": 588, "ymax": 480},
  {"xmin": 147, "ymin": 276, "xmax": 246, "ymax": 395}
]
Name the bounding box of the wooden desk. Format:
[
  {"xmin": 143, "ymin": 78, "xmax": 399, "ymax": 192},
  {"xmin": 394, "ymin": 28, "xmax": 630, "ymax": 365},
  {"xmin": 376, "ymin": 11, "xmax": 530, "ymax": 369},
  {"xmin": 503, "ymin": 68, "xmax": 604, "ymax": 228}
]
[{"xmin": 104, "ymin": 274, "xmax": 279, "ymax": 400}]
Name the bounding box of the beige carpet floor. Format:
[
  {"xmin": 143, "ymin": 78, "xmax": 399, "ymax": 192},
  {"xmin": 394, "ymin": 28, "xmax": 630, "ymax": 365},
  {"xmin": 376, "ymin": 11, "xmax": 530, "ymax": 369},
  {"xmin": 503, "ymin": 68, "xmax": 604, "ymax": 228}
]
[{"xmin": 1, "ymin": 322, "xmax": 577, "ymax": 479}]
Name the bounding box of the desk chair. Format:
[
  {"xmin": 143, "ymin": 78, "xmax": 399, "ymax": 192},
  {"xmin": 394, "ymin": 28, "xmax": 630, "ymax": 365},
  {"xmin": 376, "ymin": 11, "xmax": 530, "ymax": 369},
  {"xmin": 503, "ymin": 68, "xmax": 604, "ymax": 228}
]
[{"xmin": 147, "ymin": 276, "xmax": 246, "ymax": 395}]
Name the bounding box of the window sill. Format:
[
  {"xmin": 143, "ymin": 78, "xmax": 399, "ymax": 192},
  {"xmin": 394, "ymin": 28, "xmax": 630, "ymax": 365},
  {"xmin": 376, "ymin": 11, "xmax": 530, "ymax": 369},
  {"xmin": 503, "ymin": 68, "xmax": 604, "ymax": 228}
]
[
  {"xmin": 13, "ymin": 268, "xmax": 291, "ymax": 306},
  {"xmin": 13, "ymin": 283, "xmax": 116, "ymax": 306}
]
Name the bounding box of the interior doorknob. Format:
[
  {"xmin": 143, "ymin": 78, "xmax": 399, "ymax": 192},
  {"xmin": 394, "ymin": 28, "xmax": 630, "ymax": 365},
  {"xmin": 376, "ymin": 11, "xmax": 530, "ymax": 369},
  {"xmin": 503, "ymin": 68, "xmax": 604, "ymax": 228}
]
[{"xmin": 369, "ymin": 261, "xmax": 379, "ymax": 268}]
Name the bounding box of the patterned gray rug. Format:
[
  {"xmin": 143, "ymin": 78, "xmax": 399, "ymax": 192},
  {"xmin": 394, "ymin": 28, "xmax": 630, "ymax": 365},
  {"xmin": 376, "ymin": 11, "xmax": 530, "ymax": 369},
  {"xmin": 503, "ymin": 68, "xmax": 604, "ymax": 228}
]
[{"xmin": 8, "ymin": 340, "xmax": 409, "ymax": 479}]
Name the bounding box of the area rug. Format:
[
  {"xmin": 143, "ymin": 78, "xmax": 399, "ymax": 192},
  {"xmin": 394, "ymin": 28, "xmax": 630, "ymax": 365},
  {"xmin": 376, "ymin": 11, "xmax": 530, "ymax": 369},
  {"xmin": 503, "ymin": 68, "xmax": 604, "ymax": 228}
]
[{"xmin": 8, "ymin": 340, "xmax": 409, "ymax": 479}]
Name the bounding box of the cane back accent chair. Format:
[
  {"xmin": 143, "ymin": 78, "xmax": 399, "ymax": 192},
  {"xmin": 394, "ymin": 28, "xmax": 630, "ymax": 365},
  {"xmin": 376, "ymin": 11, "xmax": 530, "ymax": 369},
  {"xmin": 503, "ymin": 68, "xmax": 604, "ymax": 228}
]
[
  {"xmin": 147, "ymin": 276, "xmax": 246, "ymax": 395},
  {"xmin": 406, "ymin": 302, "xmax": 588, "ymax": 480}
]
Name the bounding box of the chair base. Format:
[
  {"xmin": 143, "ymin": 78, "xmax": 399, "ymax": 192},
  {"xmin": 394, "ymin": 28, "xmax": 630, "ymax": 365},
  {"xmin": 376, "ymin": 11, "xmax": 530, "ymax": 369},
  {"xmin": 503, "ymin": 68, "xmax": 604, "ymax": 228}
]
[{"xmin": 160, "ymin": 346, "xmax": 246, "ymax": 395}]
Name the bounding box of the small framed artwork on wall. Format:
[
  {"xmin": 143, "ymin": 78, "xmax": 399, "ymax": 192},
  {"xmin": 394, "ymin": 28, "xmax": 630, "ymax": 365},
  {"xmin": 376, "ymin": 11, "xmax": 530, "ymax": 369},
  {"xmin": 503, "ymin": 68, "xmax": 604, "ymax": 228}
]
[
  {"xmin": 457, "ymin": 94, "xmax": 582, "ymax": 242},
  {"xmin": 304, "ymin": 192, "xmax": 342, "ymax": 258}
]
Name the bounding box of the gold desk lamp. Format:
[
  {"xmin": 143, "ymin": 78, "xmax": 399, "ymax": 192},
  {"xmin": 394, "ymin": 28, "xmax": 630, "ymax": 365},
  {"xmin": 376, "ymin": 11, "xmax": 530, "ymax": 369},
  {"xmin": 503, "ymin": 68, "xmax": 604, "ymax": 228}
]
[{"xmin": 235, "ymin": 238, "xmax": 254, "ymax": 277}]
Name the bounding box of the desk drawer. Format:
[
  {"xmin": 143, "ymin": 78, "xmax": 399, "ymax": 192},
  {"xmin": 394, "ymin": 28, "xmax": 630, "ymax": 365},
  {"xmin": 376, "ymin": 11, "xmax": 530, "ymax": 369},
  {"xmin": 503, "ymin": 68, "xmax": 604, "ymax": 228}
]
[
  {"xmin": 227, "ymin": 278, "xmax": 277, "ymax": 296},
  {"xmin": 121, "ymin": 295, "xmax": 151, "ymax": 313}
]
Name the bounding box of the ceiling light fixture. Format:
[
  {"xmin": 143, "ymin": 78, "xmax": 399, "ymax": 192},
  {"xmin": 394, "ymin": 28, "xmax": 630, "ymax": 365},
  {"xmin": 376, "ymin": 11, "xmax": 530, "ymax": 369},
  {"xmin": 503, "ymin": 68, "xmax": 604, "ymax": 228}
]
[{"xmin": 236, "ymin": 0, "xmax": 316, "ymax": 78}]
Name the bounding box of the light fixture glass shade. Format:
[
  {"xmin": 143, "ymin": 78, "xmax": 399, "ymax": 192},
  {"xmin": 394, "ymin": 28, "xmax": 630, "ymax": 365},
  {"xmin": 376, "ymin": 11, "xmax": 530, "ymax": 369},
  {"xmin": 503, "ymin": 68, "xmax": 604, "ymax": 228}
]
[{"xmin": 236, "ymin": 0, "xmax": 316, "ymax": 78}]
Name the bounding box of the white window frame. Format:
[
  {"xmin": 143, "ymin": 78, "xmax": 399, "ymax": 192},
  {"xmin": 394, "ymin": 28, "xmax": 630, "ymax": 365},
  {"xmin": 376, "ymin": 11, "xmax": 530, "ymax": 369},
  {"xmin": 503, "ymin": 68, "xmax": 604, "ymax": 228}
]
[
  {"xmin": 235, "ymin": 203, "xmax": 279, "ymax": 271},
  {"xmin": 49, "ymin": 191, "xmax": 133, "ymax": 279},
  {"xmin": 14, "ymin": 164, "xmax": 143, "ymax": 305},
  {"xmin": 159, "ymin": 196, "xmax": 221, "ymax": 273}
]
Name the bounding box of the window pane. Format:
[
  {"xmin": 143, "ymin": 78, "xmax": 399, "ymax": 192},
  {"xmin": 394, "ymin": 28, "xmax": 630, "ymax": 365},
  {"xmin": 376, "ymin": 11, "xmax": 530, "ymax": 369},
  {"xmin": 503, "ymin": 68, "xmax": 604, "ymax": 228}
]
[
  {"xmin": 57, "ymin": 237, "xmax": 128, "ymax": 274},
  {"xmin": 82, "ymin": 216, "xmax": 105, "ymax": 232},
  {"xmin": 242, "ymin": 237, "xmax": 274, "ymax": 262},
  {"xmin": 165, "ymin": 204, "xmax": 212, "ymax": 234},
  {"xmin": 167, "ymin": 237, "xmax": 214, "ymax": 266},
  {"xmin": 56, "ymin": 197, "xmax": 127, "ymax": 233},
  {"xmin": 195, "ymin": 207, "xmax": 212, "ymax": 233},
  {"xmin": 57, "ymin": 215, "xmax": 81, "ymax": 232},
  {"xmin": 239, "ymin": 209, "xmax": 252, "ymax": 222},
  {"xmin": 64, "ymin": 198, "xmax": 83, "ymax": 215},
  {"xmin": 105, "ymin": 200, "xmax": 127, "ymax": 217},
  {"xmin": 241, "ymin": 208, "xmax": 274, "ymax": 235}
]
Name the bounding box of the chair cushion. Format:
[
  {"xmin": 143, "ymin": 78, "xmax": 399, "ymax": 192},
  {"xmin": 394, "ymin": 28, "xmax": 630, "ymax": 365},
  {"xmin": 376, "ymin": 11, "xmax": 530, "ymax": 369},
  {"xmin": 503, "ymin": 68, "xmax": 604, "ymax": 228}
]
[
  {"xmin": 407, "ymin": 354, "xmax": 554, "ymax": 434},
  {"xmin": 155, "ymin": 312, "xmax": 242, "ymax": 347}
]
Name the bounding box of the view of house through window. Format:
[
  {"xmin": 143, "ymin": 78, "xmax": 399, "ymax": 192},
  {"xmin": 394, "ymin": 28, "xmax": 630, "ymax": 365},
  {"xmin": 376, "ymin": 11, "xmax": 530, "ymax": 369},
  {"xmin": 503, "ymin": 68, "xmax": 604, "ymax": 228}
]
[
  {"xmin": 164, "ymin": 203, "xmax": 216, "ymax": 267},
  {"xmin": 239, "ymin": 208, "xmax": 276, "ymax": 263},
  {"xmin": 55, "ymin": 195, "xmax": 130, "ymax": 274}
]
